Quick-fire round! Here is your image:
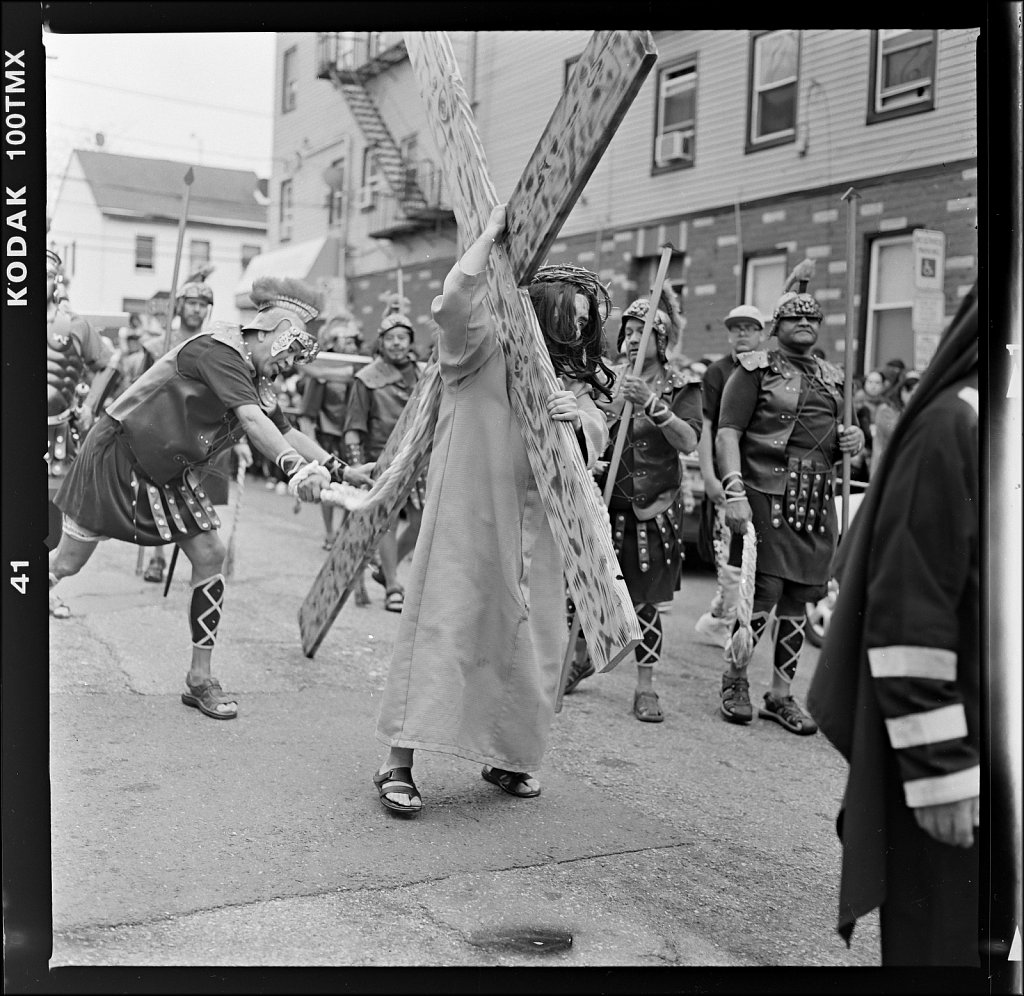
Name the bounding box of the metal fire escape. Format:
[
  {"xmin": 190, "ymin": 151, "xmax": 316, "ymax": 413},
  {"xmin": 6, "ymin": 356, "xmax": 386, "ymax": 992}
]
[{"xmin": 316, "ymin": 32, "xmax": 453, "ymax": 239}]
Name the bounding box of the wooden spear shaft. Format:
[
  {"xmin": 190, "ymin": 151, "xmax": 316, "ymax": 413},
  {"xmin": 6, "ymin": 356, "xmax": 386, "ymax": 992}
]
[
  {"xmin": 840, "ymin": 186, "xmax": 860, "ymax": 537},
  {"xmin": 162, "ymin": 166, "xmax": 195, "ymax": 356},
  {"xmin": 556, "ymin": 243, "xmax": 675, "ymax": 712}
]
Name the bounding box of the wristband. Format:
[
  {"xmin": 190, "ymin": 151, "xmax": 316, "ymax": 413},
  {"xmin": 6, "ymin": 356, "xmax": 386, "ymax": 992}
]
[
  {"xmin": 323, "ymin": 454, "xmax": 349, "ymax": 484},
  {"xmin": 275, "ymin": 447, "xmax": 305, "ymax": 477}
]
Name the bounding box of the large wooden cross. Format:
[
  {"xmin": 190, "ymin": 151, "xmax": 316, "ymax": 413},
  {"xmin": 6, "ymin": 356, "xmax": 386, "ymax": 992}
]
[{"xmin": 299, "ymin": 30, "xmax": 657, "ymax": 672}]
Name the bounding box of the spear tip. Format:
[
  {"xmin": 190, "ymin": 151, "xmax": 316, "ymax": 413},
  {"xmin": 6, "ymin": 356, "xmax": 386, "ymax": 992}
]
[{"xmin": 184, "ymin": 166, "xmax": 195, "ymax": 184}]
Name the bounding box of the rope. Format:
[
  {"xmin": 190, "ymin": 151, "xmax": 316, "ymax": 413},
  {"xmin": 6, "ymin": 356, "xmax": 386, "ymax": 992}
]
[{"xmin": 723, "ymin": 520, "xmax": 758, "ymax": 667}]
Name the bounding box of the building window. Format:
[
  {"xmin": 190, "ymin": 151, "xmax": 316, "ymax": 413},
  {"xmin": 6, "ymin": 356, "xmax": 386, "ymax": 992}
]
[
  {"xmin": 744, "ymin": 253, "xmax": 788, "ymax": 322},
  {"xmin": 868, "ymin": 29, "xmax": 937, "ymax": 124},
  {"xmin": 653, "ymin": 58, "xmax": 697, "ymax": 171},
  {"xmin": 399, "ymin": 134, "xmax": 419, "ymax": 201},
  {"xmin": 188, "ymin": 239, "xmax": 210, "ymax": 274},
  {"xmin": 279, "ymin": 179, "xmax": 293, "ymax": 241},
  {"xmin": 358, "ymin": 147, "xmax": 383, "ymax": 210},
  {"xmin": 747, "ymin": 29, "xmax": 799, "ymax": 151},
  {"xmin": 865, "ymin": 234, "xmax": 915, "ymax": 373},
  {"xmin": 241, "ymin": 244, "xmax": 261, "ymax": 272},
  {"xmin": 135, "ymin": 235, "xmax": 155, "ymax": 271},
  {"xmin": 325, "ymin": 158, "xmax": 346, "ymax": 227},
  {"xmin": 281, "ymin": 46, "xmax": 298, "ymax": 114}
]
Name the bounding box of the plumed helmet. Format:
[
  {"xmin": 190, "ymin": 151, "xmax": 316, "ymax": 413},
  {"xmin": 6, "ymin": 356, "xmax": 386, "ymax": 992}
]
[
  {"xmin": 46, "ymin": 249, "xmax": 63, "ymax": 276},
  {"xmin": 244, "ymin": 276, "xmax": 324, "ymax": 363},
  {"xmin": 378, "ymin": 313, "xmax": 415, "ymax": 337},
  {"xmin": 617, "ymin": 298, "xmax": 672, "ymax": 361},
  {"xmin": 177, "ymin": 281, "xmax": 214, "ymax": 306},
  {"xmin": 771, "ymin": 258, "xmax": 823, "ymax": 333}
]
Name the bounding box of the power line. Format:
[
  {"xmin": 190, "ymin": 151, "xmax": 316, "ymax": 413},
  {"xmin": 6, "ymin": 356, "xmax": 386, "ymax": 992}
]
[
  {"xmin": 47, "ymin": 73, "xmax": 273, "ymax": 118},
  {"xmin": 46, "ymin": 122, "xmax": 277, "ymax": 168}
]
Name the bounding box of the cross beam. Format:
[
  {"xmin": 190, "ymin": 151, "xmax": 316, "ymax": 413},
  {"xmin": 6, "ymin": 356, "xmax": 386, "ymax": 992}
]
[{"xmin": 300, "ymin": 30, "xmax": 656, "ymax": 671}]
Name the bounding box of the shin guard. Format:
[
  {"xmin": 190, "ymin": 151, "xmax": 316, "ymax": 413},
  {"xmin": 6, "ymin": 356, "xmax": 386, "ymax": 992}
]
[
  {"xmin": 634, "ymin": 602, "xmax": 663, "ymax": 667},
  {"xmin": 189, "ymin": 573, "xmax": 225, "ymax": 649},
  {"xmin": 773, "ymin": 614, "xmax": 807, "ymax": 684}
]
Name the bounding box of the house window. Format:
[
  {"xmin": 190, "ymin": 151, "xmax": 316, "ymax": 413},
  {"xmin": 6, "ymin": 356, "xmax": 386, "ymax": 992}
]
[
  {"xmin": 868, "ymin": 29, "xmax": 937, "ymax": 123},
  {"xmin": 399, "ymin": 134, "xmax": 419, "ymax": 201},
  {"xmin": 134, "ymin": 235, "xmax": 155, "ymax": 271},
  {"xmin": 653, "ymin": 59, "xmax": 697, "ymax": 171},
  {"xmin": 325, "ymin": 158, "xmax": 346, "ymax": 227},
  {"xmin": 241, "ymin": 244, "xmax": 261, "ymax": 272},
  {"xmin": 359, "ymin": 146, "xmax": 383, "ymax": 211},
  {"xmin": 744, "ymin": 253, "xmax": 788, "ymax": 322},
  {"xmin": 279, "ymin": 179, "xmax": 293, "ymax": 241},
  {"xmin": 747, "ymin": 30, "xmax": 799, "ymax": 151},
  {"xmin": 281, "ymin": 46, "xmax": 298, "ymax": 113},
  {"xmin": 188, "ymin": 239, "xmax": 210, "ymax": 274},
  {"xmin": 865, "ymin": 233, "xmax": 915, "ymax": 373}
]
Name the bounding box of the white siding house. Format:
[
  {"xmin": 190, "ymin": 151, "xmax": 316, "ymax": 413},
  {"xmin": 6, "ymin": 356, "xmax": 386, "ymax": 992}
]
[{"xmin": 47, "ymin": 150, "xmax": 267, "ymax": 331}]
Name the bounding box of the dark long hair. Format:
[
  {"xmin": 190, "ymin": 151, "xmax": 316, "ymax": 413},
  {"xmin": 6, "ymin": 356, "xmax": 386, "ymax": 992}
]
[{"xmin": 527, "ymin": 279, "xmax": 616, "ymax": 401}]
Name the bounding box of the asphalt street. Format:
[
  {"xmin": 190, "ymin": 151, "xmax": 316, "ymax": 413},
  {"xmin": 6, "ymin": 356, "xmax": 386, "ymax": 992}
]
[{"xmin": 44, "ymin": 475, "xmax": 883, "ymax": 979}]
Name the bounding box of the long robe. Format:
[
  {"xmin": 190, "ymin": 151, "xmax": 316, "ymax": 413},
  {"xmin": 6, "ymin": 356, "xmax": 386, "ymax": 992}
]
[{"xmin": 375, "ymin": 263, "xmax": 608, "ymax": 771}]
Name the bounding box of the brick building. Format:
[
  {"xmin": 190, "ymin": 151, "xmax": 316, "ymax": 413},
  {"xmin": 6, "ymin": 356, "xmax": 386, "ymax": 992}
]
[{"xmin": 266, "ymin": 28, "xmax": 979, "ymax": 373}]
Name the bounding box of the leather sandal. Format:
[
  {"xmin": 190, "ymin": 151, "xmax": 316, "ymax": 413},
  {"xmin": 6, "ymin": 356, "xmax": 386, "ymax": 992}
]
[
  {"xmin": 49, "ymin": 591, "xmax": 72, "ymax": 619},
  {"xmin": 373, "ymin": 766, "xmax": 422, "ymax": 816},
  {"xmin": 481, "ymin": 765, "xmax": 541, "ymax": 798},
  {"xmin": 384, "ymin": 587, "xmax": 404, "ymax": 612},
  {"xmin": 632, "ymin": 689, "xmax": 664, "ymax": 723},
  {"xmin": 181, "ymin": 676, "xmax": 238, "ymax": 720}
]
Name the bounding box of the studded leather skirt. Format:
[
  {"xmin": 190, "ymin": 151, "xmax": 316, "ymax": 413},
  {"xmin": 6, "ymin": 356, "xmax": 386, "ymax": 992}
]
[
  {"xmin": 607, "ymin": 497, "xmax": 685, "ymax": 604},
  {"xmin": 53, "ymin": 414, "xmax": 222, "ymax": 546}
]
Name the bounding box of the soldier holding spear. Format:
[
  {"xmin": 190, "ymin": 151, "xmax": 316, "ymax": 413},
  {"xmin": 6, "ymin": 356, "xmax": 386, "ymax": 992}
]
[{"xmin": 715, "ymin": 262, "xmax": 864, "ymax": 735}]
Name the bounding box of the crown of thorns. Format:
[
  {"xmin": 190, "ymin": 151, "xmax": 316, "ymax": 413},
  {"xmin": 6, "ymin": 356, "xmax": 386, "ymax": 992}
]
[{"xmin": 532, "ymin": 263, "xmax": 612, "ymax": 322}]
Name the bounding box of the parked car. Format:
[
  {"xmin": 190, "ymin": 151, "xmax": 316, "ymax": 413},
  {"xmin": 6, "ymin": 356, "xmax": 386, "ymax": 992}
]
[{"xmin": 679, "ymin": 451, "xmax": 708, "ymax": 563}]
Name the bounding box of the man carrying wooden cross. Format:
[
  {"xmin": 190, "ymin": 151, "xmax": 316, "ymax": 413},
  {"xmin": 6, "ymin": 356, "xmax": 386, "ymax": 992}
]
[{"xmin": 370, "ymin": 204, "xmax": 616, "ymax": 816}]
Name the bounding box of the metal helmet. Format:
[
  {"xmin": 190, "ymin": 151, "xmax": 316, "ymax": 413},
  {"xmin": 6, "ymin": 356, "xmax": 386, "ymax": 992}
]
[
  {"xmin": 243, "ymin": 276, "xmax": 324, "ymax": 363},
  {"xmin": 378, "ymin": 313, "xmax": 415, "ymax": 337},
  {"xmin": 177, "ymin": 281, "xmax": 214, "ymax": 306},
  {"xmin": 617, "ymin": 298, "xmax": 671, "ymax": 361}
]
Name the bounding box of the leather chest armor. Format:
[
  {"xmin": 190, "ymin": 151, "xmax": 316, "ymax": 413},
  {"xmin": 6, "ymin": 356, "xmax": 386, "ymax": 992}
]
[
  {"xmin": 107, "ymin": 323, "xmax": 255, "ymax": 485},
  {"xmin": 599, "ymin": 367, "xmax": 696, "ymax": 517},
  {"xmin": 735, "ymin": 349, "xmax": 844, "ymax": 496}
]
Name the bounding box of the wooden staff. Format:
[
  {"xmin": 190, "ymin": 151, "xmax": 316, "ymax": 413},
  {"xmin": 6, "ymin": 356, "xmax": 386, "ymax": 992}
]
[
  {"xmin": 556, "ymin": 243, "xmax": 675, "ymax": 712},
  {"xmin": 162, "ymin": 166, "xmax": 195, "ymax": 356},
  {"xmin": 840, "ymin": 186, "xmax": 860, "ymax": 536}
]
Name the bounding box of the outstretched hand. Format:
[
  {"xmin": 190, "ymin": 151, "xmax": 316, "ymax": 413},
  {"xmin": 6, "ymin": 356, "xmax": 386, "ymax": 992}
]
[{"xmin": 343, "ymin": 463, "xmax": 375, "ymax": 489}]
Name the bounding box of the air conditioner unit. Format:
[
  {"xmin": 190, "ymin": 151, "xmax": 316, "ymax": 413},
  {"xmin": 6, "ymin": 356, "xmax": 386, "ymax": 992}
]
[
  {"xmin": 656, "ymin": 130, "xmax": 693, "ymax": 164},
  {"xmin": 358, "ymin": 185, "xmax": 377, "ymax": 210}
]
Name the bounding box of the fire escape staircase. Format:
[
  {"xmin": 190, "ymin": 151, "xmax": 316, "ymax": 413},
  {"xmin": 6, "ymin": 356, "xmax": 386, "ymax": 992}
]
[{"xmin": 318, "ymin": 35, "xmax": 452, "ymax": 238}]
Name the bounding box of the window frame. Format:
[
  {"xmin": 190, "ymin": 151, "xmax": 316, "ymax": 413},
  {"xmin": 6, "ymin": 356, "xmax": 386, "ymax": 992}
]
[
  {"xmin": 652, "ymin": 54, "xmax": 698, "ymax": 175},
  {"xmin": 745, "ymin": 29, "xmax": 800, "ymax": 153},
  {"xmin": 742, "ymin": 251, "xmax": 789, "ymax": 321},
  {"xmin": 325, "ymin": 157, "xmax": 346, "ymax": 227},
  {"xmin": 281, "ymin": 45, "xmax": 298, "ymax": 114},
  {"xmin": 241, "ymin": 244, "xmax": 261, "ymax": 272},
  {"xmin": 867, "ymin": 29, "xmax": 937, "ymax": 125},
  {"xmin": 279, "ymin": 179, "xmax": 294, "ymax": 242},
  {"xmin": 863, "ymin": 230, "xmax": 916, "ymax": 374},
  {"xmin": 134, "ymin": 234, "xmax": 155, "ymax": 272},
  {"xmin": 188, "ymin": 239, "xmax": 210, "ymax": 274}
]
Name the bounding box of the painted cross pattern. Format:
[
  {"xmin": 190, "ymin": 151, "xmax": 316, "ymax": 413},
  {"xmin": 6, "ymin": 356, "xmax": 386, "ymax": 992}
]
[{"xmin": 299, "ymin": 30, "xmax": 656, "ymax": 671}]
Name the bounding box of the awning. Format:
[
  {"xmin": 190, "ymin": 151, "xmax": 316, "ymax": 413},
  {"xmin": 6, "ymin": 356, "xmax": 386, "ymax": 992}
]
[{"xmin": 235, "ymin": 236, "xmax": 340, "ymax": 307}]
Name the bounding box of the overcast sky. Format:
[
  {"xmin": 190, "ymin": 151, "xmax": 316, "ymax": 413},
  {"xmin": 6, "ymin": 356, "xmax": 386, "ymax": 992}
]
[{"xmin": 44, "ymin": 30, "xmax": 278, "ymax": 205}]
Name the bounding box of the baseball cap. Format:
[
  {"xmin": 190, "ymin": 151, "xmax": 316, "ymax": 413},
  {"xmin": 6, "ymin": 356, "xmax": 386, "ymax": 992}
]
[{"xmin": 724, "ymin": 304, "xmax": 765, "ymax": 330}]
